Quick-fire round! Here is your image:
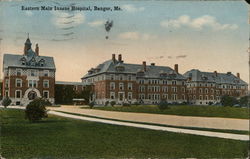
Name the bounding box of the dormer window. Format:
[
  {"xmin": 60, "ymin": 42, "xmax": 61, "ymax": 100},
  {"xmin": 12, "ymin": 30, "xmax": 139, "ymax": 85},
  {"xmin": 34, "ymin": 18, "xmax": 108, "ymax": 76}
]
[
  {"xmin": 39, "ymin": 59, "xmax": 45, "ymax": 67},
  {"xmin": 20, "ymin": 57, "xmax": 26, "ymax": 65}
]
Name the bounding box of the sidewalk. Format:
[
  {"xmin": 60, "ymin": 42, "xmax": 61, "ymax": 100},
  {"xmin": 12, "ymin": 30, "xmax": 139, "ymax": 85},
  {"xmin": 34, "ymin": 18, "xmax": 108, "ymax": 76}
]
[{"xmin": 49, "ymin": 105, "xmax": 249, "ymax": 131}]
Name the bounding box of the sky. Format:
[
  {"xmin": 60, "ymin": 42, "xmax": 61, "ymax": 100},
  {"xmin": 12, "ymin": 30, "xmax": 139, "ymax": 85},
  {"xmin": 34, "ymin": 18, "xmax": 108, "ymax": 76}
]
[{"xmin": 0, "ymin": 0, "xmax": 249, "ymax": 83}]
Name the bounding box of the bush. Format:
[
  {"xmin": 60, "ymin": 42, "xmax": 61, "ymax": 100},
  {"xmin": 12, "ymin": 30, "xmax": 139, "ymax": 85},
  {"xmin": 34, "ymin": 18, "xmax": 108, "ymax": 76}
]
[
  {"xmin": 2, "ymin": 97, "xmax": 11, "ymax": 108},
  {"xmin": 110, "ymin": 101, "xmax": 116, "ymax": 107},
  {"xmin": 25, "ymin": 98, "xmax": 48, "ymax": 122},
  {"xmin": 105, "ymin": 101, "xmax": 109, "ymax": 106},
  {"xmin": 133, "ymin": 102, "xmax": 140, "ymax": 106},
  {"xmin": 221, "ymin": 95, "xmax": 238, "ymax": 106},
  {"xmin": 88, "ymin": 102, "xmax": 95, "ymax": 108},
  {"xmin": 239, "ymin": 96, "xmax": 249, "ymax": 107},
  {"xmin": 158, "ymin": 100, "xmax": 169, "ymax": 111},
  {"xmin": 122, "ymin": 103, "xmax": 131, "ymax": 107}
]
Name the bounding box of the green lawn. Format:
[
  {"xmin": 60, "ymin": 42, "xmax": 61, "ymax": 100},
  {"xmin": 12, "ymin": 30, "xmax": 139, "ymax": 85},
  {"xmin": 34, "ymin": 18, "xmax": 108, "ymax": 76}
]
[
  {"xmin": 1, "ymin": 109, "xmax": 249, "ymax": 158},
  {"xmin": 89, "ymin": 105, "xmax": 250, "ymax": 119}
]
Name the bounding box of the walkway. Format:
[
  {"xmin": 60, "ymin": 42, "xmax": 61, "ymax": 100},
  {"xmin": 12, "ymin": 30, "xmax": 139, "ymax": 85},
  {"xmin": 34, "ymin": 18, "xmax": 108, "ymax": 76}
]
[{"xmin": 49, "ymin": 105, "xmax": 249, "ymax": 131}]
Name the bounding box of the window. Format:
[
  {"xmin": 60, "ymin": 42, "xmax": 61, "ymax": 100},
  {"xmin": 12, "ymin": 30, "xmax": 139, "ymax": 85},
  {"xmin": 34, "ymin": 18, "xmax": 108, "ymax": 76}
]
[
  {"xmin": 44, "ymin": 70, "xmax": 49, "ymax": 77},
  {"xmin": 30, "ymin": 70, "xmax": 37, "ymax": 76},
  {"xmin": 16, "ymin": 79, "xmax": 22, "ymax": 87},
  {"xmin": 43, "ymin": 91, "xmax": 49, "ymax": 98},
  {"xmin": 119, "ymin": 83, "xmax": 124, "ymax": 90},
  {"xmin": 211, "ymin": 89, "xmax": 214, "ymax": 94},
  {"xmin": 199, "ymin": 88, "xmax": 203, "ymax": 93},
  {"xmin": 29, "ymin": 80, "xmax": 33, "ymax": 87},
  {"xmin": 28, "ymin": 80, "xmax": 37, "ymax": 88},
  {"xmin": 128, "ymin": 75, "xmax": 132, "ymax": 81},
  {"xmin": 162, "ymin": 86, "xmax": 168, "ymax": 92},
  {"xmin": 128, "ymin": 83, "xmax": 133, "ymax": 90},
  {"xmin": 5, "ymin": 79, "xmax": 9, "ymax": 88},
  {"xmin": 16, "ymin": 69, "xmax": 22, "ymax": 76},
  {"xmin": 172, "ymin": 94, "xmax": 177, "ymax": 100},
  {"xmin": 119, "ymin": 75, "xmax": 123, "ymax": 80},
  {"xmin": 172, "ymin": 87, "xmax": 177, "ymax": 92},
  {"xmin": 110, "ymin": 92, "xmax": 115, "ymax": 99},
  {"xmin": 210, "ymin": 95, "xmax": 214, "ymax": 100},
  {"xmin": 110, "ymin": 82, "xmax": 115, "ymax": 90},
  {"xmin": 43, "ymin": 80, "xmax": 49, "ymax": 88},
  {"xmin": 128, "ymin": 92, "xmax": 132, "ymax": 100},
  {"xmin": 205, "ymin": 88, "xmax": 208, "ymax": 94},
  {"xmin": 5, "ymin": 91, "xmax": 9, "ymax": 97},
  {"xmin": 15, "ymin": 90, "xmax": 22, "ymax": 98},
  {"xmin": 193, "ymin": 95, "xmax": 196, "ymax": 100},
  {"xmin": 182, "ymin": 94, "xmax": 185, "ymax": 100},
  {"xmin": 110, "ymin": 74, "xmax": 114, "ymax": 80},
  {"xmin": 199, "ymin": 95, "xmax": 203, "ymax": 100},
  {"xmin": 172, "ymin": 80, "xmax": 176, "ymax": 85}
]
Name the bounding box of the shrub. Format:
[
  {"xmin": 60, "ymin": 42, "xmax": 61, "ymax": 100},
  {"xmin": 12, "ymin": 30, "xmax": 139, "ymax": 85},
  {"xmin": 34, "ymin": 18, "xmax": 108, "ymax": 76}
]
[
  {"xmin": 105, "ymin": 101, "xmax": 109, "ymax": 106},
  {"xmin": 133, "ymin": 102, "xmax": 140, "ymax": 106},
  {"xmin": 208, "ymin": 101, "xmax": 214, "ymax": 105},
  {"xmin": 110, "ymin": 101, "xmax": 116, "ymax": 107},
  {"xmin": 221, "ymin": 95, "xmax": 238, "ymax": 106},
  {"xmin": 2, "ymin": 97, "xmax": 12, "ymax": 108},
  {"xmin": 88, "ymin": 101, "xmax": 95, "ymax": 108},
  {"xmin": 25, "ymin": 98, "xmax": 48, "ymax": 122},
  {"xmin": 122, "ymin": 103, "xmax": 131, "ymax": 107},
  {"xmin": 239, "ymin": 96, "xmax": 249, "ymax": 107},
  {"xmin": 158, "ymin": 100, "xmax": 169, "ymax": 111}
]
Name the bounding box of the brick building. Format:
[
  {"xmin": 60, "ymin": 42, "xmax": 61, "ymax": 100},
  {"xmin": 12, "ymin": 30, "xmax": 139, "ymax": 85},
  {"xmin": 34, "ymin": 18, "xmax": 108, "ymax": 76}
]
[
  {"xmin": 81, "ymin": 54, "xmax": 187, "ymax": 105},
  {"xmin": 2, "ymin": 37, "xmax": 56, "ymax": 106},
  {"xmin": 183, "ymin": 69, "xmax": 248, "ymax": 105}
]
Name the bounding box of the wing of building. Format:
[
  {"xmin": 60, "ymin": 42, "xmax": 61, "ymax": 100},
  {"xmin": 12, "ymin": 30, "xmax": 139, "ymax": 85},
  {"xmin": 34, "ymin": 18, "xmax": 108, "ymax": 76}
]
[
  {"xmin": 183, "ymin": 69, "xmax": 248, "ymax": 105},
  {"xmin": 81, "ymin": 54, "xmax": 187, "ymax": 105},
  {"xmin": 2, "ymin": 37, "xmax": 56, "ymax": 106}
]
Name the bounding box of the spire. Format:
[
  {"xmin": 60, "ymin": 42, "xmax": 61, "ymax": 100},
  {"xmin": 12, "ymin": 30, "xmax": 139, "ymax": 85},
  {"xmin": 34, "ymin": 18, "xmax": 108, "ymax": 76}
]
[{"xmin": 24, "ymin": 33, "xmax": 32, "ymax": 55}]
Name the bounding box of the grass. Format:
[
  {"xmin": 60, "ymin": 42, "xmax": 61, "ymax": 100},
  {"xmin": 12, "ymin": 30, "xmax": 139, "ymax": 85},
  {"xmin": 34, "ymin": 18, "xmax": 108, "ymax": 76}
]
[
  {"xmin": 1, "ymin": 109, "xmax": 249, "ymax": 158},
  {"xmin": 55, "ymin": 110, "xmax": 250, "ymax": 135},
  {"xmin": 87, "ymin": 105, "xmax": 250, "ymax": 119}
]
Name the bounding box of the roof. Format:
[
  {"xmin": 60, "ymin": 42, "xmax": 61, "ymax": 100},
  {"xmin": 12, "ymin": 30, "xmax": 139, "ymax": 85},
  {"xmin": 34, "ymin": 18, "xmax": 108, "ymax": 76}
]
[
  {"xmin": 183, "ymin": 69, "xmax": 247, "ymax": 85},
  {"xmin": 56, "ymin": 81, "xmax": 84, "ymax": 85},
  {"xmin": 82, "ymin": 59, "xmax": 186, "ymax": 80},
  {"xmin": 3, "ymin": 53, "xmax": 55, "ymax": 70}
]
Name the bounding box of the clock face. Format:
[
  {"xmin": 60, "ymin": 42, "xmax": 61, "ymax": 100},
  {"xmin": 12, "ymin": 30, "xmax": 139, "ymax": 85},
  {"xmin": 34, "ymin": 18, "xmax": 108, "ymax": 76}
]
[{"xmin": 28, "ymin": 91, "xmax": 37, "ymax": 100}]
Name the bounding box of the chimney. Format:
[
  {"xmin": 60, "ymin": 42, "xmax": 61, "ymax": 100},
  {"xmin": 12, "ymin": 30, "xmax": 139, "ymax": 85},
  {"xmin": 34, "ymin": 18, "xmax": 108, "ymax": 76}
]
[
  {"xmin": 118, "ymin": 54, "xmax": 122, "ymax": 62},
  {"xmin": 142, "ymin": 61, "xmax": 146, "ymax": 71},
  {"xmin": 237, "ymin": 73, "xmax": 240, "ymax": 78},
  {"xmin": 151, "ymin": 63, "xmax": 155, "ymax": 66},
  {"xmin": 35, "ymin": 43, "xmax": 39, "ymax": 56},
  {"xmin": 174, "ymin": 64, "xmax": 178, "ymax": 73},
  {"xmin": 112, "ymin": 54, "xmax": 116, "ymax": 62},
  {"xmin": 214, "ymin": 71, "xmax": 217, "ymax": 77}
]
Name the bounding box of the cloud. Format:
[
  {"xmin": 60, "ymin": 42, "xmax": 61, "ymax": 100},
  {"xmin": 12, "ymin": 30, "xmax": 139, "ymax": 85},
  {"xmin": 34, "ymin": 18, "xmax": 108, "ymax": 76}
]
[
  {"xmin": 122, "ymin": 4, "xmax": 144, "ymax": 12},
  {"xmin": 88, "ymin": 20, "xmax": 105, "ymax": 27},
  {"xmin": 25, "ymin": 11, "xmax": 33, "ymax": 16},
  {"xmin": 51, "ymin": 11, "xmax": 85, "ymax": 28},
  {"xmin": 176, "ymin": 55, "xmax": 187, "ymax": 59},
  {"xmin": 118, "ymin": 32, "xmax": 140, "ymax": 40},
  {"xmin": 118, "ymin": 32, "xmax": 157, "ymax": 40},
  {"xmin": 161, "ymin": 15, "xmax": 238, "ymax": 31}
]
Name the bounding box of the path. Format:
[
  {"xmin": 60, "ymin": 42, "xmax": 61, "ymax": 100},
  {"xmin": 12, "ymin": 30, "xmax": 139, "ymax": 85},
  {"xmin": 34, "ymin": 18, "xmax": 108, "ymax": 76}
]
[{"xmin": 49, "ymin": 105, "xmax": 249, "ymax": 131}]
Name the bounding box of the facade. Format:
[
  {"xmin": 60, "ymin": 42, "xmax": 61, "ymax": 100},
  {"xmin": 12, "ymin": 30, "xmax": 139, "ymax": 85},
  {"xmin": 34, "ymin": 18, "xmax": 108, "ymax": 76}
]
[
  {"xmin": 183, "ymin": 69, "xmax": 248, "ymax": 105},
  {"xmin": 82, "ymin": 54, "xmax": 187, "ymax": 105},
  {"xmin": 2, "ymin": 37, "xmax": 56, "ymax": 106}
]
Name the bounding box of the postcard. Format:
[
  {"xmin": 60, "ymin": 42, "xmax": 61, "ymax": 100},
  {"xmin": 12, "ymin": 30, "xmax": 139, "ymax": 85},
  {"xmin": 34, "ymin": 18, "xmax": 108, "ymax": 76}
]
[{"xmin": 0, "ymin": 0, "xmax": 249, "ymax": 158}]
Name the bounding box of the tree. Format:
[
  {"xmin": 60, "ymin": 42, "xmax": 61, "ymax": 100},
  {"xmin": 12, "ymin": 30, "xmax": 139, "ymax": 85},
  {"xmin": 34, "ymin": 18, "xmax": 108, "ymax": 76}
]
[
  {"xmin": 110, "ymin": 101, "xmax": 116, "ymax": 107},
  {"xmin": 158, "ymin": 100, "xmax": 169, "ymax": 111},
  {"xmin": 2, "ymin": 97, "xmax": 11, "ymax": 108},
  {"xmin": 239, "ymin": 96, "xmax": 249, "ymax": 107},
  {"xmin": 25, "ymin": 98, "xmax": 49, "ymax": 122},
  {"xmin": 88, "ymin": 101, "xmax": 95, "ymax": 109},
  {"xmin": 220, "ymin": 95, "xmax": 238, "ymax": 106}
]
